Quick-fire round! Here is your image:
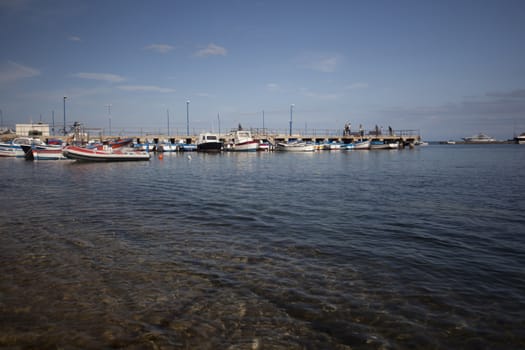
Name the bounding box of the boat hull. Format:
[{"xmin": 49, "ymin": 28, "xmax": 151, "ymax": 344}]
[
  {"xmin": 226, "ymin": 141, "xmax": 259, "ymax": 152},
  {"xmin": 353, "ymin": 140, "xmax": 371, "ymax": 150},
  {"xmin": 197, "ymin": 142, "xmax": 223, "ymax": 152},
  {"xmin": 275, "ymin": 142, "xmax": 315, "ymax": 152}
]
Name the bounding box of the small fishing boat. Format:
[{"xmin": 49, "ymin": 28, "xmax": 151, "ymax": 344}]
[
  {"xmin": 62, "ymin": 145, "xmax": 151, "ymax": 161},
  {"xmin": 197, "ymin": 132, "xmax": 223, "ymax": 152},
  {"xmin": 370, "ymin": 140, "xmax": 399, "ymax": 150},
  {"xmin": 157, "ymin": 141, "xmax": 178, "ymax": 152},
  {"xmin": 275, "ymin": 141, "xmax": 315, "ymax": 152},
  {"xmin": 341, "ymin": 143, "xmax": 355, "ymax": 150},
  {"xmin": 256, "ymin": 139, "xmax": 271, "ymax": 151},
  {"xmin": 353, "ymin": 139, "xmax": 371, "ymax": 150},
  {"xmin": 322, "ymin": 141, "xmax": 342, "ymax": 150}
]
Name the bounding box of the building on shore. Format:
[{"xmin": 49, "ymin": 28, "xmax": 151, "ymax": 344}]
[{"xmin": 15, "ymin": 123, "xmax": 50, "ymax": 137}]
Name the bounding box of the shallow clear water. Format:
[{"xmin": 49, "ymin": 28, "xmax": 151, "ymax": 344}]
[{"xmin": 1, "ymin": 145, "xmax": 524, "ymax": 349}]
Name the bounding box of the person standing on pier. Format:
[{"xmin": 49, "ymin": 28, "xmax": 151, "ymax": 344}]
[{"xmin": 359, "ymin": 124, "xmax": 364, "ymax": 138}]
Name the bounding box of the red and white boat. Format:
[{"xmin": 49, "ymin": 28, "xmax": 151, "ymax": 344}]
[
  {"xmin": 62, "ymin": 145, "xmax": 151, "ymax": 162},
  {"xmin": 224, "ymin": 130, "xmax": 259, "ymax": 152}
]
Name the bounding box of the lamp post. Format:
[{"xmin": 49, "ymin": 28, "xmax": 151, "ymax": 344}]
[
  {"xmin": 262, "ymin": 110, "xmax": 265, "ymax": 134},
  {"xmin": 217, "ymin": 112, "xmax": 220, "ymax": 136},
  {"xmin": 63, "ymin": 96, "xmax": 68, "ymax": 135},
  {"xmin": 289, "ymin": 104, "xmax": 294, "ymax": 136},
  {"xmin": 167, "ymin": 109, "xmax": 170, "ymax": 137},
  {"xmin": 106, "ymin": 104, "xmax": 112, "ymax": 136},
  {"xmin": 186, "ymin": 100, "xmax": 190, "ymax": 136}
]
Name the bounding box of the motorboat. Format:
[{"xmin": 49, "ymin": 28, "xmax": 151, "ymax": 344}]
[
  {"xmin": 21, "ymin": 144, "xmax": 68, "ymax": 160},
  {"xmin": 62, "ymin": 145, "xmax": 151, "ymax": 161},
  {"xmin": 516, "ymin": 133, "xmax": 525, "ymax": 144},
  {"xmin": 0, "ymin": 137, "xmax": 46, "ymax": 157},
  {"xmin": 225, "ymin": 129, "xmax": 259, "ymax": 152},
  {"xmin": 275, "ymin": 141, "xmax": 315, "ymax": 152},
  {"xmin": 197, "ymin": 132, "xmax": 223, "ymax": 152}
]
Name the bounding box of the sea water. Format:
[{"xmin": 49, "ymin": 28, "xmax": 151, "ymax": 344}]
[{"xmin": 1, "ymin": 145, "xmax": 524, "ymax": 349}]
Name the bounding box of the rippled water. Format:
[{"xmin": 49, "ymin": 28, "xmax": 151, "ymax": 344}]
[{"xmin": 1, "ymin": 145, "xmax": 524, "ymax": 349}]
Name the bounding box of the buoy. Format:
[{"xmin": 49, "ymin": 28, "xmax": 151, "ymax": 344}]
[
  {"xmin": 187, "ymin": 155, "xmax": 192, "ymax": 160},
  {"xmin": 158, "ymin": 153, "xmax": 164, "ymax": 160}
]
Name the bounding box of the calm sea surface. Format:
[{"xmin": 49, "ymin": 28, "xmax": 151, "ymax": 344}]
[{"xmin": 1, "ymin": 145, "xmax": 524, "ymax": 349}]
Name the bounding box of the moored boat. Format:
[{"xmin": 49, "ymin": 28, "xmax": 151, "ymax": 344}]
[
  {"xmin": 275, "ymin": 141, "xmax": 315, "ymax": 152},
  {"xmin": 197, "ymin": 132, "xmax": 223, "ymax": 152},
  {"xmin": 21, "ymin": 144, "xmax": 68, "ymax": 160},
  {"xmin": 225, "ymin": 129, "xmax": 259, "ymax": 152},
  {"xmin": 517, "ymin": 133, "xmax": 525, "ymax": 144},
  {"xmin": 341, "ymin": 143, "xmax": 355, "ymax": 150},
  {"xmin": 0, "ymin": 137, "xmax": 46, "ymax": 157},
  {"xmin": 353, "ymin": 139, "xmax": 371, "ymax": 150},
  {"xmin": 256, "ymin": 139, "xmax": 271, "ymax": 151},
  {"xmin": 62, "ymin": 145, "xmax": 151, "ymax": 161},
  {"xmin": 370, "ymin": 140, "xmax": 398, "ymax": 150}
]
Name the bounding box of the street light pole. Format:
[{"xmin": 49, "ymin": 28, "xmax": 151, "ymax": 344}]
[
  {"xmin": 63, "ymin": 96, "xmax": 68, "ymax": 135},
  {"xmin": 167, "ymin": 109, "xmax": 170, "ymax": 137},
  {"xmin": 106, "ymin": 104, "xmax": 112, "ymax": 136},
  {"xmin": 289, "ymin": 104, "xmax": 294, "ymax": 136},
  {"xmin": 186, "ymin": 100, "xmax": 190, "ymax": 136}
]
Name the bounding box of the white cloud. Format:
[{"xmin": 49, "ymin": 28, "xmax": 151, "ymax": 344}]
[
  {"xmin": 117, "ymin": 85, "xmax": 176, "ymax": 93},
  {"xmin": 0, "ymin": 61, "xmax": 40, "ymax": 83},
  {"xmin": 72, "ymin": 72, "xmax": 125, "ymax": 83},
  {"xmin": 144, "ymin": 44, "xmax": 175, "ymax": 53},
  {"xmin": 68, "ymin": 35, "xmax": 81, "ymax": 42},
  {"xmin": 298, "ymin": 53, "xmax": 342, "ymax": 73},
  {"xmin": 195, "ymin": 43, "xmax": 227, "ymax": 57}
]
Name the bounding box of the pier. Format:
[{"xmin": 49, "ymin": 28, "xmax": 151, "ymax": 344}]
[{"xmin": 2, "ymin": 126, "xmax": 422, "ymax": 148}]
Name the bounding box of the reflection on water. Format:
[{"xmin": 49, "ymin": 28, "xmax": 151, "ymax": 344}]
[{"xmin": 1, "ymin": 146, "xmax": 524, "ymax": 348}]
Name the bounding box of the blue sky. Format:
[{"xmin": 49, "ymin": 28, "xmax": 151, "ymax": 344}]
[{"xmin": 1, "ymin": 0, "xmax": 524, "ymax": 140}]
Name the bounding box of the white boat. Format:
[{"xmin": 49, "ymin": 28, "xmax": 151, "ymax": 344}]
[
  {"xmin": 157, "ymin": 141, "xmax": 178, "ymax": 152},
  {"xmin": 516, "ymin": 133, "xmax": 525, "ymax": 144},
  {"xmin": 197, "ymin": 132, "xmax": 223, "ymax": 152},
  {"xmin": 225, "ymin": 130, "xmax": 259, "ymax": 152},
  {"xmin": 0, "ymin": 137, "xmax": 46, "ymax": 157},
  {"xmin": 353, "ymin": 139, "xmax": 371, "ymax": 150},
  {"xmin": 275, "ymin": 141, "xmax": 315, "ymax": 152},
  {"xmin": 63, "ymin": 145, "xmax": 151, "ymax": 161},
  {"xmin": 323, "ymin": 141, "xmax": 342, "ymax": 150},
  {"xmin": 463, "ymin": 133, "xmax": 496, "ymax": 143}
]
